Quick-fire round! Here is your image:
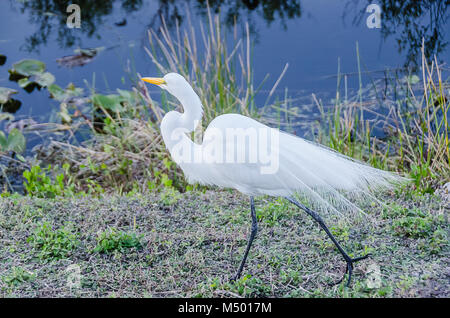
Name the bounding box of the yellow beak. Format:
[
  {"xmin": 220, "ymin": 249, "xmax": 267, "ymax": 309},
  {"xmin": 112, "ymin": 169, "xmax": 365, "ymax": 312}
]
[{"xmin": 141, "ymin": 77, "xmax": 166, "ymax": 85}]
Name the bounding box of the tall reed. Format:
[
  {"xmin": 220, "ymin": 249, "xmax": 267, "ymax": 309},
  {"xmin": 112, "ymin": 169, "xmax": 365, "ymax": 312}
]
[{"xmin": 312, "ymin": 43, "xmax": 449, "ymax": 193}]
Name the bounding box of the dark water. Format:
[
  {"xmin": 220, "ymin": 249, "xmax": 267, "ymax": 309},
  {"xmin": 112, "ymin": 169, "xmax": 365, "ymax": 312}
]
[{"xmin": 0, "ymin": 0, "xmax": 449, "ymax": 127}]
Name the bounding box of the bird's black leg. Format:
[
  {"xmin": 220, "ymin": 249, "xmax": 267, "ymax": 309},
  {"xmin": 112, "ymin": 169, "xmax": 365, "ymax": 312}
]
[
  {"xmin": 231, "ymin": 196, "xmax": 258, "ymax": 281},
  {"xmin": 286, "ymin": 196, "xmax": 370, "ymax": 287}
]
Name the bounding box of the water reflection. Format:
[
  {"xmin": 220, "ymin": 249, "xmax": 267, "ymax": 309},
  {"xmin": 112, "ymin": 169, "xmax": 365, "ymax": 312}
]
[
  {"xmin": 195, "ymin": 0, "xmax": 301, "ymax": 27},
  {"xmin": 346, "ymin": 0, "xmax": 449, "ymax": 67},
  {"xmin": 12, "ymin": 0, "xmax": 301, "ymax": 52},
  {"xmin": 8, "ymin": 0, "xmax": 450, "ymax": 67},
  {"xmin": 11, "ymin": 0, "xmax": 143, "ymax": 52}
]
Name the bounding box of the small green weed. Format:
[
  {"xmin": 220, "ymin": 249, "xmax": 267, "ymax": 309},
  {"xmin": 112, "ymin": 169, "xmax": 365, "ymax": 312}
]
[
  {"xmin": 428, "ymin": 228, "xmax": 448, "ymax": 254},
  {"xmin": 256, "ymin": 198, "xmax": 291, "ymax": 226},
  {"xmin": 224, "ymin": 275, "xmax": 272, "ymax": 297},
  {"xmin": 2, "ymin": 266, "xmax": 35, "ymax": 286},
  {"xmin": 392, "ymin": 216, "xmax": 436, "ymax": 238},
  {"xmin": 93, "ymin": 228, "xmax": 143, "ymax": 253},
  {"xmin": 27, "ymin": 222, "xmax": 79, "ymax": 260},
  {"xmin": 23, "ymin": 164, "xmax": 77, "ymax": 198},
  {"xmin": 159, "ymin": 187, "xmax": 182, "ymax": 206}
]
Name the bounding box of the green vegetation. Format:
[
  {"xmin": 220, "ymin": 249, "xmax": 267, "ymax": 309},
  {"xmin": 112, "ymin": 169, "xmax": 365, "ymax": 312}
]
[
  {"xmin": 381, "ymin": 201, "xmax": 448, "ymax": 255},
  {"xmin": 23, "ymin": 165, "xmax": 71, "ymax": 198},
  {"xmin": 22, "ymin": 164, "xmax": 104, "ymax": 198},
  {"xmin": 2, "ymin": 267, "xmax": 35, "ymax": 287},
  {"xmin": 94, "ymin": 228, "xmax": 143, "ymax": 254},
  {"xmin": 0, "ymin": 128, "xmax": 26, "ymax": 155},
  {"xmin": 0, "ymin": 190, "xmax": 447, "ymax": 297},
  {"xmin": 8, "ymin": 59, "xmax": 55, "ymax": 92},
  {"xmin": 27, "ymin": 222, "xmax": 79, "ymax": 260}
]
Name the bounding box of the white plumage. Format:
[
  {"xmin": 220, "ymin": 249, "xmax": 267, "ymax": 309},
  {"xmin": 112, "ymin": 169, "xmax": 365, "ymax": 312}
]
[
  {"xmin": 142, "ymin": 72, "xmax": 407, "ymax": 286},
  {"xmin": 144, "ymin": 73, "xmax": 404, "ymax": 215}
]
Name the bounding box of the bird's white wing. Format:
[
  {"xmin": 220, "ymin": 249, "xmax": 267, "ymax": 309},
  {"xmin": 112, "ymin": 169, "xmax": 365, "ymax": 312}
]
[
  {"xmin": 184, "ymin": 113, "xmax": 407, "ymax": 216},
  {"xmin": 273, "ymin": 131, "xmax": 405, "ymax": 216}
]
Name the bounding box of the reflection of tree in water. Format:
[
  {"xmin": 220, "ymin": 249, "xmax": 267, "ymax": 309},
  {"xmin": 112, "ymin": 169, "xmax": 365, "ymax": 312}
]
[
  {"xmin": 13, "ymin": 0, "xmax": 449, "ymax": 67},
  {"xmin": 148, "ymin": 0, "xmax": 301, "ymax": 39},
  {"xmin": 14, "ymin": 0, "xmax": 301, "ymax": 52},
  {"xmin": 196, "ymin": 0, "xmax": 301, "ymax": 28},
  {"xmin": 346, "ymin": 0, "xmax": 449, "ymax": 67},
  {"xmin": 13, "ymin": 0, "xmax": 143, "ymax": 52}
]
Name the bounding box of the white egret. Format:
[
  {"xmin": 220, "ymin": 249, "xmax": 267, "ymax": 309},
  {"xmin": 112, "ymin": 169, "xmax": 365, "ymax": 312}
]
[{"xmin": 142, "ymin": 73, "xmax": 405, "ymax": 286}]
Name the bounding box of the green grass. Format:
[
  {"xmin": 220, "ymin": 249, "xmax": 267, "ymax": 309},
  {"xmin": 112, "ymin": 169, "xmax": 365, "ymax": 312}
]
[
  {"xmin": 27, "ymin": 221, "xmax": 80, "ymax": 260},
  {"xmin": 2, "ymin": 266, "xmax": 35, "ymax": 287},
  {"xmin": 93, "ymin": 228, "xmax": 143, "ymax": 254},
  {"xmin": 0, "ymin": 189, "xmax": 447, "ymax": 298}
]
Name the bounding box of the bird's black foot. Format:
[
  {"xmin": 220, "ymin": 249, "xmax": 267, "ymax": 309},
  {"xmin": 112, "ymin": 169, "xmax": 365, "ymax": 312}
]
[
  {"xmin": 330, "ymin": 253, "xmax": 372, "ymax": 287},
  {"xmin": 229, "ymin": 274, "xmax": 239, "ymax": 283}
]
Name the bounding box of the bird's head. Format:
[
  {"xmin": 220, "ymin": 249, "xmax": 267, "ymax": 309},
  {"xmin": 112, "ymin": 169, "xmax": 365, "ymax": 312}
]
[{"xmin": 141, "ymin": 73, "xmax": 191, "ymax": 98}]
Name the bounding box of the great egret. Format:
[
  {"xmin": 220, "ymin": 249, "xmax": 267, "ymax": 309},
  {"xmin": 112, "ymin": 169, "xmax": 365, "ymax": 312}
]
[{"xmin": 142, "ymin": 73, "xmax": 404, "ymax": 286}]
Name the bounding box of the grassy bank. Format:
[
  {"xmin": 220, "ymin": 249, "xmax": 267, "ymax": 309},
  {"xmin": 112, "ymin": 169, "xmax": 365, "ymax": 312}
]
[
  {"xmin": 0, "ymin": 7, "xmax": 449, "ymax": 299},
  {"xmin": 0, "ymin": 189, "xmax": 448, "ymax": 298}
]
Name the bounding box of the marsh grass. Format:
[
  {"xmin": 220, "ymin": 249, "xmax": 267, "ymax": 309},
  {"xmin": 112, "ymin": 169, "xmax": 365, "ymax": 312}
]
[{"xmin": 305, "ymin": 44, "xmax": 450, "ymax": 193}]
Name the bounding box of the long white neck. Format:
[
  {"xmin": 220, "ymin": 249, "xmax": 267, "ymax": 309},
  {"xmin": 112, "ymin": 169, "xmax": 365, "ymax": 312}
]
[
  {"xmin": 177, "ymin": 87, "xmax": 203, "ymax": 132},
  {"xmin": 160, "ymin": 85, "xmax": 203, "ymax": 159}
]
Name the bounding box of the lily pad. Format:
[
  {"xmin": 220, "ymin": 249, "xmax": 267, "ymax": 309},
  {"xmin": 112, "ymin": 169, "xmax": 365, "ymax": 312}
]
[
  {"xmin": 48, "ymin": 83, "xmax": 83, "ymax": 102},
  {"xmin": 0, "ymin": 128, "xmax": 26, "ymax": 154},
  {"xmin": 0, "ymin": 87, "xmax": 18, "ymax": 104},
  {"xmin": 34, "ymin": 72, "xmax": 55, "ymax": 87},
  {"xmin": 9, "ymin": 59, "xmax": 54, "ymax": 92},
  {"xmin": 18, "ymin": 72, "xmax": 55, "ymax": 89},
  {"xmin": 9, "ymin": 59, "xmax": 45, "ymax": 77}
]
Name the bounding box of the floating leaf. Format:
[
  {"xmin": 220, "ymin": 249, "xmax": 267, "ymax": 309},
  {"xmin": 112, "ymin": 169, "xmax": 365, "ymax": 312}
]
[
  {"xmin": 48, "ymin": 83, "xmax": 83, "ymax": 102},
  {"xmin": 47, "ymin": 84, "xmax": 65, "ymax": 100},
  {"xmin": 0, "ymin": 113, "xmax": 14, "ymax": 122},
  {"xmin": 34, "ymin": 72, "xmax": 55, "ymax": 87},
  {"xmin": 0, "ymin": 128, "xmax": 26, "ymax": 153},
  {"xmin": 9, "ymin": 59, "xmax": 45, "ymax": 77},
  {"xmin": 0, "ymin": 87, "xmax": 17, "ymax": 104},
  {"xmin": 9, "ymin": 59, "xmax": 54, "ymax": 92},
  {"xmin": 6, "ymin": 128, "xmax": 26, "ymax": 153},
  {"xmin": 18, "ymin": 78, "xmax": 32, "ymax": 88},
  {"xmin": 92, "ymin": 94, "xmax": 124, "ymax": 112}
]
